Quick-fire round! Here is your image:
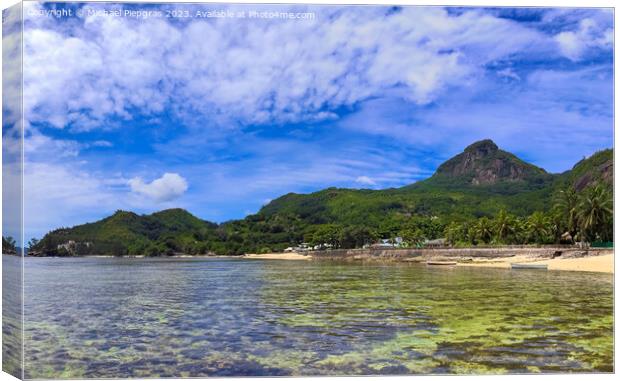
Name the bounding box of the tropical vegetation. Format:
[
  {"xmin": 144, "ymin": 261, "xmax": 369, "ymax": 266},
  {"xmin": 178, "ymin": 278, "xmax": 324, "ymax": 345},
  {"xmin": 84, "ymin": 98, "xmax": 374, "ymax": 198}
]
[{"xmin": 27, "ymin": 140, "xmax": 613, "ymax": 256}]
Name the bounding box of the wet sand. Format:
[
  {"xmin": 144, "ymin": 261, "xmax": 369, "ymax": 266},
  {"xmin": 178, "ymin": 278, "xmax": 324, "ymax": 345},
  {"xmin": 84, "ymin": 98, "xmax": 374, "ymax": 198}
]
[{"xmin": 458, "ymin": 253, "xmax": 613, "ymax": 274}]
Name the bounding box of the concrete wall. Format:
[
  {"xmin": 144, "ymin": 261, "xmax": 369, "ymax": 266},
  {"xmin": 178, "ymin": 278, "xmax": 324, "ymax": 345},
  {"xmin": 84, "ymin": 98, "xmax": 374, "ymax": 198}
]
[{"xmin": 307, "ymin": 247, "xmax": 607, "ymax": 261}]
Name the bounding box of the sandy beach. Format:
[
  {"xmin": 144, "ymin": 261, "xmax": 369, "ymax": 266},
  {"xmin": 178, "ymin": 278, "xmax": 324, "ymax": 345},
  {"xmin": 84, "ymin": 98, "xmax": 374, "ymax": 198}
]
[
  {"xmin": 244, "ymin": 249, "xmax": 613, "ymax": 273},
  {"xmin": 458, "ymin": 253, "xmax": 613, "ymax": 274},
  {"xmin": 26, "ymin": 249, "xmax": 613, "ymax": 273},
  {"xmin": 243, "ymin": 252, "xmax": 312, "ymax": 260}
]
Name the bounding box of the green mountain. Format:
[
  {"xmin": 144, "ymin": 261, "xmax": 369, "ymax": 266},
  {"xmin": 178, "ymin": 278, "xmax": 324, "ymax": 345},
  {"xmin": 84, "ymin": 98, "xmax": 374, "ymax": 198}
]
[
  {"xmin": 32, "ymin": 209, "xmax": 219, "ymax": 257},
  {"xmin": 259, "ymin": 140, "xmax": 560, "ymax": 223},
  {"xmin": 558, "ymin": 148, "xmax": 613, "ymax": 191},
  {"xmin": 427, "ymin": 139, "xmax": 551, "ymax": 186},
  {"xmin": 31, "ymin": 140, "xmax": 613, "ymax": 256}
]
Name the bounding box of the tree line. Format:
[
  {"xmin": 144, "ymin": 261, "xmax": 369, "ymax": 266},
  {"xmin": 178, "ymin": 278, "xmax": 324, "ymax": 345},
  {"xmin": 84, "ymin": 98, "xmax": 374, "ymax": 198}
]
[
  {"xmin": 295, "ymin": 183, "xmax": 613, "ymax": 249},
  {"xmin": 23, "ymin": 182, "xmax": 614, "ymax": 257},
  {"xmin": 444, "ymin": 183, "xmax": 612, "ymax": 246}
]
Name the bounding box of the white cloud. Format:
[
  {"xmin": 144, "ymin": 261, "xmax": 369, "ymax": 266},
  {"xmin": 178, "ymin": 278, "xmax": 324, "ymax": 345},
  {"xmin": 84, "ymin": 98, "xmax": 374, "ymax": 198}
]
[
  {"xmin": 555, "ymin": 18, "xmax": 613, "ymax": 61},
  {"xmin": 22, "ymin": 158, "xmax": 189, "ymax": 238},
  {"xmin": 2, "ymin": 4, "xmax": 23, "ymax": 129},
  {"xmin": 555, "ymin": 31, "xmax": 582, "ymax": 60},
  {"xmin": 21, "ymin": 3, "xmax": 558, "ymax": 131},
  {"xmin": 23, "ymin": 130, "xmax": 111, "ymax": 162},
  {"xmin": 91, "ymin": 140, "xmax": 113, "ymax": 148},
  {"xmin": 128, "ymin": 173, "xmax": 188, "ymax": 202},
  {"xmin": 355, "ymin": 176, "xmax": 377, "ymax": 186},
  {"xmin": 25, "ymin": 131, "xmax": 81, "ymax": 159}
]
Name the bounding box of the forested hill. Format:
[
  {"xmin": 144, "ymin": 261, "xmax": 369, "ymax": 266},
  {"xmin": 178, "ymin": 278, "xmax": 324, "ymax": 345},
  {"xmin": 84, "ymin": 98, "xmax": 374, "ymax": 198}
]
[
  {"xmin": 426, "ymin": 139, "xmax": 550, "ymax": 186},
  {"xmin": 29, "ymin": 140, "xmax": 613, "ymax": 256}
]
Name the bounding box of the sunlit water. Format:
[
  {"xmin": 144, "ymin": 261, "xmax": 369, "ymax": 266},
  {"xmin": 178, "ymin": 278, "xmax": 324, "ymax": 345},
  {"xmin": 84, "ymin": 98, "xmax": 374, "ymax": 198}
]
[{"xmin": 17, "ymin": 257, "xmax": 613, "ymax": 378}]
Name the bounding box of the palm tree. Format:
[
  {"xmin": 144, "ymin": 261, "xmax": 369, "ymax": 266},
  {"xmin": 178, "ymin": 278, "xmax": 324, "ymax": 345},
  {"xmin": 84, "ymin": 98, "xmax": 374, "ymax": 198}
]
[
  {"xmin": 577, "ymin": 184, "xmax": 613, "ymax": 243},
  {"xmin": 510, "ymin": 217, "xmax": 527, "ymax": 244},
  {"xmin": 473, "ymin": 217, "xmax": 493, "ymax": 244},
  {"xmin": 493, "ymin": 210, "xmax": 516, "ymax": 244},
  {"xmin": 444, "ymin": 221, "xmax": 466, "ymax": 245},
  {"xmin": 526, "ymin": 212, "xmax": 552, "ymax": 244},
  {"xmin": 553, "ymin": 186, "xmax": 579, "ymax": 239}
]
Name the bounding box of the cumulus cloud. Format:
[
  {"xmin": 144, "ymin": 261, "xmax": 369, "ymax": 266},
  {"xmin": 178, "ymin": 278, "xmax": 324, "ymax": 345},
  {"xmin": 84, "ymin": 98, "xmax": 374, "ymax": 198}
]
[
  {"xmin": 128, "ymin": 173, "xmax": 188, "ymax": 202},
  {"xmin": 555, "ymin": 18, "xmax": 613, "ymax": 61},
  {"xmin": 355, "ymin": 176, "xmax": 377, "ymax": 186},
  {"xmin": 2, "ymin": 4, "xmax": 23, "ymax": 129},
  {"xmin": 21, "ymin": 2, "xmax": 560, "ymax": 131},
  {"xmin": 22, "ymin": 158, "xmax": 188, "ymax": 238}
]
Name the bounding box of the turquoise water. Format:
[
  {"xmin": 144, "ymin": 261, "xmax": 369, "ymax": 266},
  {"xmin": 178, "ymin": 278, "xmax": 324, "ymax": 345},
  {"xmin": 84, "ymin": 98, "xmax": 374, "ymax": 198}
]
[{"xmin": 19, "ymin": 257, "xmax": 613, "ymax": 378}]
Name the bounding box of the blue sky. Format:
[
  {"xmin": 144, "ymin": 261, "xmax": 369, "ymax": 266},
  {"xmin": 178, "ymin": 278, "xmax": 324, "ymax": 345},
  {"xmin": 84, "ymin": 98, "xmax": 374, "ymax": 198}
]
[{"xmin": 6, "ymin": 2, "xmax": 614, "ymax": 240}]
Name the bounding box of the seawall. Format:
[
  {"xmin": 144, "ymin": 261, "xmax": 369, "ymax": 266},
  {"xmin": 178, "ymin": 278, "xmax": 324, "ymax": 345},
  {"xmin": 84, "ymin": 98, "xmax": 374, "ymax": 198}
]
[{"xmin": 307, "ymin": 247, "xmax": 613, "ymax": 262}]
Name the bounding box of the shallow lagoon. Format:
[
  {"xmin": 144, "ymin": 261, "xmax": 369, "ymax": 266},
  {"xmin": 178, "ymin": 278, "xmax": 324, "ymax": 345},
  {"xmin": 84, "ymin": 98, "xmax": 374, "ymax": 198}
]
[{"xmin": 21, "ymin": 257, "xmax": 613, "ymax": 378}]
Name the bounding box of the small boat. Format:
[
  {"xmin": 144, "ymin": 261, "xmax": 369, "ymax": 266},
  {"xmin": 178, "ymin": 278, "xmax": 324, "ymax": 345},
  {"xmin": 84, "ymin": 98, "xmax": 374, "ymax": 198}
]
[
  {"xmin": 426, "ymin": 261, "xmax": 457, "ymax": 266},
  {"xmin": 511, "ymin": 263, "xmax": 548, "ymax": 270}
]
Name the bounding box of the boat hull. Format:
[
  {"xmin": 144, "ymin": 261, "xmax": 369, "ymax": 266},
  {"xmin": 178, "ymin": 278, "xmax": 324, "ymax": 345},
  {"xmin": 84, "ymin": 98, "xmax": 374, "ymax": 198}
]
[{"xmin": 511, "ymin": 264, "xmax": 548, "ymax": 270}]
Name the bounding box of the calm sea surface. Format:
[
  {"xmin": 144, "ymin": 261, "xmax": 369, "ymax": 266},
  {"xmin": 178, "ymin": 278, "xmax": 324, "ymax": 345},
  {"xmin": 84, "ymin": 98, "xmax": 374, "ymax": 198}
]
[{"xmin": 15, "ymin": 256, "xmax": 614, "ymax": 378}]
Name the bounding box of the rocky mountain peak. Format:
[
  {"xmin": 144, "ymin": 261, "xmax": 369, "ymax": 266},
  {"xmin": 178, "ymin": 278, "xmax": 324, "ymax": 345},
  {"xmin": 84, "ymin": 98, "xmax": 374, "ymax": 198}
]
[
  {"xmin": 433, "ymin": 139, "xmax": 547, "ymax": 186},
  {"xmin": 463, "ymin": 139, "xmax": 499, "ymax": 156}
]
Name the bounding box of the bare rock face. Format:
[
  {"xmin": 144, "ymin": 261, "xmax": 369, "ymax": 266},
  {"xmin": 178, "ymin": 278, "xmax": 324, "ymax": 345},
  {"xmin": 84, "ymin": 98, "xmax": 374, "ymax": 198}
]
[
  {"xmin": 433, "ymin": 139, "xmax": 548, "ymax": 186},
  {"xmin": 574, "ymin": 159, "xmax": 613, "ymax": 191}
]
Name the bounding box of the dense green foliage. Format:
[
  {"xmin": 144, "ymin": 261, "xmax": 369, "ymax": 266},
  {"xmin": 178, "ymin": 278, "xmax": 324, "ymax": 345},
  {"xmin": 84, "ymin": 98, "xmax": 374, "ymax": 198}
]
[
  {"xmin": 2, "ymin": 236, "xmax": 17, "ymax": 255},
  {"xmin": 33, "ymin": 209, "xmax": 220, "ymax": 257},
  {"xmin": 31, "ymin": 141, "xmax": 613, "ymax": 256},
  {"xmin": 444, "ymin": 183, "xmax": 613, "ymax": 246},
  {"xmin": 555, "ymin": 149, "xmax": 613, "ymax": 191}
]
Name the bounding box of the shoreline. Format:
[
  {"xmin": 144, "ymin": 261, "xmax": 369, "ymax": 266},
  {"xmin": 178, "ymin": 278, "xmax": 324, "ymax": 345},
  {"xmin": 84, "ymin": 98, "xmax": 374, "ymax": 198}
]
[
  {"xmin": 243, "ymin": 252, "xmax": 312, "ymax": 260},
  {"xmin": 22, "ymin": 254, "xmax": 238, "ymax": 259},
  {"xmin": 242, "ymin": 248, "xmax": 614, "ymax": 274},
  {"xmin": 457, "ymin": 253, "xmax": 613, "ymax": 274},
  {"xmin": 18, "ymin": 249, "xmax": 614, "ymax": 273}
]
